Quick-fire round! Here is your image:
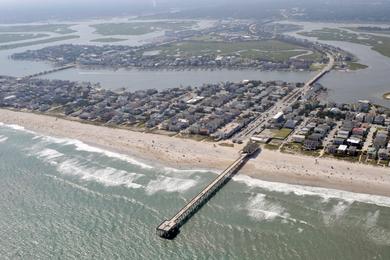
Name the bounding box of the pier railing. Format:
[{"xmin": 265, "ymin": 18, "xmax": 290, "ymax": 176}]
[{"xmin": 156, "ymin": 148, "xmax": 257, "ymax": 239}]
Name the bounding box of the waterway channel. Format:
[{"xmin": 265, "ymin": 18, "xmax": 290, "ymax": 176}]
[{"xmin": 0, "ymin": 19, "xmax": 389, "ymax": 106}]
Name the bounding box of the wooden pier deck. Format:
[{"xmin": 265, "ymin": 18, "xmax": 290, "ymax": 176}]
[{"xmin": 156, "ymin": 144, "xmax": 258, "ymax": 239}]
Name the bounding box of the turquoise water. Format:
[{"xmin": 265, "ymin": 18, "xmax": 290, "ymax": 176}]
[{"xmin": 0, "ymin": 123, "xmax": 390, "ymax": 259}]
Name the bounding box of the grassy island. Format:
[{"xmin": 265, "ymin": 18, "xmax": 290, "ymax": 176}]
[
  {"xmin": 153, "ymin": 39, "xmax": 323, "ymax": 62},
  {"xmin": 91, "ymin": 37, "xmax": 127, "ymax": 43},
  {"xmin": 0, "ymin": 35, "xmax": 80, "ymax": 50},
  {"xmin": 346, "ymin": 62, "xmax": 368, "ymax": 70},
  {"xmin": 90, "ymin": 21, "xmax": 196, "ymax": 36},
  {"xmin": 0, "ymin": 24, "xmax": 76, "ymax": 34},
  {"xmin": 299, "ymin": 28, "xmax": 390, "ymax": 58},
  {"xmin": 0, "ymin": 33, "xmax": 49, "ymax": 44}
]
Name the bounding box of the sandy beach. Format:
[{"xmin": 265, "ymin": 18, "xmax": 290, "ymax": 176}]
[{"xmin": 1, "ymin": 108, "xmax": 390, "ymax": 197}]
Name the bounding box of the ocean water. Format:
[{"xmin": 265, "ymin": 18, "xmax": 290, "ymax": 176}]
[{"xmin": 0, "ymin": 123, "xmax": 390, "ymax": 259}]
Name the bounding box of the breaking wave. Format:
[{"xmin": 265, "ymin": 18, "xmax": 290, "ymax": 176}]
[
  {"xmin": 366, "ymin": 228, "xmax": 390, "ymax": 246},
  {"xmin": 234, "ymin": 175, "xmax": 390, "ymax": 208},
  {"xmin": 362, "ymin": 210, "xmax": 390, "ymax": 246},
  {"xmin": 36, "ymin": 148, "xmax": 64, "ymax": 161},
  {"xmin": 246, "ymin": 194, "xmax": 287, "ymax": 221},
  {"xmin": 40, "ymin": 136, "xmax": 154, "ymax": 170},
  {"xmin": 366, "ymin": 210, "xmax": 380, "ymax": 228},
  {"xmin": 0, "ymin": 135, "xmax": 8, "ymax": 143},
  {"xmin": 162, "ymin": 166, "xmax": 218, "ymax": 175},
  {"xmin": 0, "ymin": 122, "xmax": 36, "ymax": 134},
  {"xmin": 45, "ymin": 174, "xmax": 159, "ymax": 214},
  {"xmin": 0, "ymin": 122, "xmax": 153, "ymax": 170},
  {"xmin": 246, "ymin": 194, "xmax": 309, "ymax": 225},
  {"xmin": 322, "ymin": 201, "xmax": 352, "ymax": 225},
  {"xmin": 145, "ymin": 176, "xmax": 199, "ymax": 195},
  {"xmin": 56, "ymin": 159, "xmax": 143, "ymax": 189}
]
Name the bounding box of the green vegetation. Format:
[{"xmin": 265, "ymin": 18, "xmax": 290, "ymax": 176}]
[
  {"xmin": 0, "ymin": 24, "xmax": 76, "ymax": 34},
  {"xmin": 378, "ymin": 159, "xmax": 390, "ymax": 167},
  {"xmin": 219, "ymin": 142, "xmax": 234, "ymax": 147},
  {"xmin": 189, "ymin": 35, "xmax": 223, "ymax": 42},
  {"xmin": 272, "ymin": 128, "xmax": 293, "ymax": 140},
  {"xmin": 323, "ymin": 154, "xmax": 360, "ymax": 163},
  {"xmin": 90, "ymin": 21, "xmax": 196, "ymax": 36},
  {"xmin": 154, "ymin": 40, "xmax": 321, "ymax": 62},
  {"xmin": 264, "ymin": 143, "xmax": 280, "ymax": 150},
  {"xmin": 281, "ymin": 142, "xmax": 322, "ymax": 157},
  {"xmin": 0, "ymin": 35, "xmax": 80, "ymax": 50},
  {"xmin": 372, "ymin": 39, "xmax": 390, "ymax": 58},
  {"xmin": 149, "ymin": 129, "xmax": 177, "ymax": 137},
  {"xmin": 299, "ymin": 28, "xmax": 364, "ymax": 42},
  {"xmin": 345, "ymin": 26, "xmax": 390, "ymax": 35},
  {"xmin": 300, "ymin": 149, "xmax": 321, "ymax": 157},
  {"xmin": 310, "ymin": 63, "xmax": 326, "ymax": 71},
  {"xmin": 90, "ymin": 37, "xmax": 127, "ymax": 43},
  {"xmin": 298, "ymin": 51, "xmax": 324, "ymax": 62},
  {"xmin": 0, "ymin": 33, "xmax": 49, "ymax": 44},
  {"xmin": 298, "ymin": 28, "xmax": 390, "ymax": 58},
  {"xmin": 280, "ymin": 142, "xmax": 302, "ymax": 154},
  {"xmin": 176, "ymin": 133, "xmax": 207, "ymax": 142},
  {"xmin": 346, "ymin": 62, "xmax": 368, "ymax": 70}
]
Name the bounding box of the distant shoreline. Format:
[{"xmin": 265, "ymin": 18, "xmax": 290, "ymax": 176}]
[
  {"xmin": 10, "ymin": 60, "xmax": 320, "ymax": 73},
  {"xmin": 1, "ymin": 109, "xmax": 390, "ymax": 198}
]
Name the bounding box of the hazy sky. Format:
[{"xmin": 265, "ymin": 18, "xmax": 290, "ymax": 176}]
[
  {"xmin": 0, "ymin": 0, "xmax": 140, "ymax": 5},
  {"xmin": 0, "ymin": 0, "xmax": 160, "ymax": 5},
  {"xmin": 0, "ymin": 0, "xmax": 389, "ymax": 23},
  {"xmin": 0, "ymin": 0, "xmax": 168, "ymax": 9}
]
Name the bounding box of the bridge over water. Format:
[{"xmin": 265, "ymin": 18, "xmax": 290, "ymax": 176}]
[{"xmin": 19, "ymin": 64, "xmax": 76, "ymax": 80}]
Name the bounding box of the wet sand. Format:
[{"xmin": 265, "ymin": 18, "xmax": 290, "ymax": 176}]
[{"xmin": 1, "ymin": 109, "xmax": 389, "ymax": 197}]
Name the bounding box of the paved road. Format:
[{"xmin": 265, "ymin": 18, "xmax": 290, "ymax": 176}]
[{"xmin": 233, "ymin": 53, "xmax": 335, "ymax": 142}]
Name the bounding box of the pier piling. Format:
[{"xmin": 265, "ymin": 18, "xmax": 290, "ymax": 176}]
[{"xmin": 157, "ymin": 144, "xmax": 258, "ymax": 239}]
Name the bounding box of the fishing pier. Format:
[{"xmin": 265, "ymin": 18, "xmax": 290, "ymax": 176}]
[{"xmin": 156, "ymin": 143, "xmax": 258, "ymax": 239}]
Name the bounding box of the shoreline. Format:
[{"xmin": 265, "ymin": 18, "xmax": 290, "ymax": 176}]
[
  {"xmin": 1, "ymin": 109, "xmax": 390, "ymax": 198},
  {"xmin": 9, "ymin": 60, "xmax": 320, "ymax": 73}
]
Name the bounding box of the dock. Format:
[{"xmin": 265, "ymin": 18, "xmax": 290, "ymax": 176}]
[{"xmin": 156, "ymin": 143, "xmax": 259, "ymax": 239}]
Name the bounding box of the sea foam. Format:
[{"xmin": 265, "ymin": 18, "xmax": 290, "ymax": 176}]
[
  {"xmin": 363, "ymin": 210, "xmax": 390, "ymax": 246},
  {"xmin": 0, "ymin": 122, "xmax": 153, "ymax": 170},
  {"xmin": 1, "ymin": 122, "xmax": 219, "ymax": 175},
  {"xmin": 56, "ymin": 159, "xmax": 143, "ymax": 189},
  {"xmin": 0, "ymin": 122, "xmax": 36, "ymax": 135},
  {"xmin": 366, "ymin": 210, "xmax": 380, "ymax": 228},
  {"xmin": 0, "ymin": 135, "xmax": 8, "ymax": 143},
  {"xmin": 40, "ymin": 135, "xmax": 153, "ymax": 170},
  {"xmin": 45, "ymin": 174, "xmax": 159, "ymax": 213},
  {"xmin": 323, "ymin": 201, "xmax": 352, "ymax": 225},
  {"xmin": 162, "ymin": 166, "xmax": 218, "ymax": 175},
  {"xmin": 246, "ymin": 194, "xmax": 287, "ymax": 221},
  {"xmin": 36, "ymin": 148, "xmax": 64, "ymax": 161},
  {"xmin": 145, "ymin": 175, "xmax": 199, "ymax": 195},
  {"xmin": 245, "ymin": 193, "xmax": 309, "ymax": 225},
  {"xmin": 233, "ymin": 175, "xmax": 390, "ymax": 208}
]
